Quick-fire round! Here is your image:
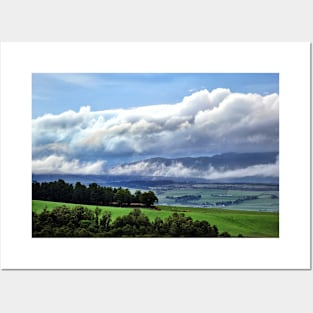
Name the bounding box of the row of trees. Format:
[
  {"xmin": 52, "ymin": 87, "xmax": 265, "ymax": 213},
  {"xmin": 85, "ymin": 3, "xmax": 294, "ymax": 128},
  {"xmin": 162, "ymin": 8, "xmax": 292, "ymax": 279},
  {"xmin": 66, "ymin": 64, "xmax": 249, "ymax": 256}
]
[
  {"xmin": 32, "ymin": 180, "xmax": 158, "ymax": 207},
  {"xmin": 32, "ymin": 206, "xmax": 230, "ymax": 237}
]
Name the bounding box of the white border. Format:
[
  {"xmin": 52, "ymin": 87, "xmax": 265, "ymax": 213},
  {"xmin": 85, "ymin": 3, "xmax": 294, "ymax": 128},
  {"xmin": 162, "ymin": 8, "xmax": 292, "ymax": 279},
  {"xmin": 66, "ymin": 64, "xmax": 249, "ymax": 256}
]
[{"xmin": 0, "ymin": 42, "xmax": 310, "ymax": 269}]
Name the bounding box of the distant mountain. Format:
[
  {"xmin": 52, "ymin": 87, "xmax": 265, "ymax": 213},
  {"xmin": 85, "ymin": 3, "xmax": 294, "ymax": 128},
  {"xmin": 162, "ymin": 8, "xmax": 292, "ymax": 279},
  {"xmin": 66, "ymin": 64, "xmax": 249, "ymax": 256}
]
[
  {"xmin": 33, "ymin": 152, "xmax": 279, "ymax": 186},
  {"xmin": 126, "ymin": 152, "xmax": 278, "ymax": 171},
  {"xmin": 107, "ymin": 152, "xmax": 279, "ymax": 183}
]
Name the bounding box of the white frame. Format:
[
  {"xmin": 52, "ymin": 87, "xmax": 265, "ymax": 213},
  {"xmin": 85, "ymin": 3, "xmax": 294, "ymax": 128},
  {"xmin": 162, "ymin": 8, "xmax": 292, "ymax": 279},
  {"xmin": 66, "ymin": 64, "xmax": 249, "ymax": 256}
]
[{"xmin": 0, "ymin": 42, "xmax": 311, "ymax": 269}]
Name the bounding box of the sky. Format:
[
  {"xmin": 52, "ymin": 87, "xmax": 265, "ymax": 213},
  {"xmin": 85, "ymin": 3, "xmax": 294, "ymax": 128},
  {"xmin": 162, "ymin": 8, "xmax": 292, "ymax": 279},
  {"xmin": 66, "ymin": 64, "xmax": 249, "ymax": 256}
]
[
  {"xmin": 32, "ymin": 73, "xmax": 279, "ymax": 177},
  {"xmin": 32, "ymin": 73, "xmax": 278, "ymax": 118}
]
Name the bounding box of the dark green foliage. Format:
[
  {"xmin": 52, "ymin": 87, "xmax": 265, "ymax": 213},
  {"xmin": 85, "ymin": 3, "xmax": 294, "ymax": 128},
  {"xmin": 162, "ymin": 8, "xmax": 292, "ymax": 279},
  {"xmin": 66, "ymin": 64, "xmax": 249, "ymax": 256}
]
[
  {"xmin": 115, "ymin": 188, "xmax": 132, "ymax": 206},
  {"xmin": 218, "ymin": 232, "xmax": 231, "ymax": 237},
  {"xmin": 132, "ymin": 190, "xmax": 142, "ymax": 203},
  {"xmin": 32, "ymin": 181, "xmax": 158, "ymax": 207},
  {"xmin": 72, "ymin": 182, "xmax": 88, "ymax": 204},
  {"xmin": 141, "ymin": 191, "xmax": 159, "ymax": 207},
  {"xmin": 94, "ymin": 207, "xmax": 101, "ymax": 227},
  {"xmin": 99, "ymin": 211, "xmax": 112, "ymax": 232},
  {"xmin": 111, "ymin": 208, "xmax": 152, "ymax": 236},
  {"xmin": 32, "ymin": 206, "xmax": 220, "ymax": 238}
]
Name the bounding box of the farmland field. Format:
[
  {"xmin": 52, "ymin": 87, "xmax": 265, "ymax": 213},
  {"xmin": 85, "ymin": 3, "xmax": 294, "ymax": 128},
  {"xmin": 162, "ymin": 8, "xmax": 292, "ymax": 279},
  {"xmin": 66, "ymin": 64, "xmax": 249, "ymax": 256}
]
[
  {"xmin": 152, "ymin": 183, "xmax": 279, "ymax": 212},
  {"xmin": 32, "ymin": 200, "xmax": 279, "ymax": 237}
]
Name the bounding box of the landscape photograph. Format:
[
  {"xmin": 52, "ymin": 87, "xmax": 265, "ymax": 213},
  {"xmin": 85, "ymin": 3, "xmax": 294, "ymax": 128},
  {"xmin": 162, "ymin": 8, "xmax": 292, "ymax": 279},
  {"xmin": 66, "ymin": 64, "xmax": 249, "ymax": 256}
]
[{"xmin": 32, "ymin": 73, "xmax": 279, "ymax": 238}]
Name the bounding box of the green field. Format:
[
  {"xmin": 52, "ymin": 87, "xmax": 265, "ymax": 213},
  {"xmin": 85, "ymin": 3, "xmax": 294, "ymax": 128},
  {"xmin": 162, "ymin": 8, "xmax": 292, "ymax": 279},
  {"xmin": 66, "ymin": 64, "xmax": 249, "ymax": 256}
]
[
  {"xmin": 154, "ymin": 185, "xmax": 279, "ymax": 212},
  {"xmin": 32, "ymin": 200, "xmax": 279, "ymax": 237}
]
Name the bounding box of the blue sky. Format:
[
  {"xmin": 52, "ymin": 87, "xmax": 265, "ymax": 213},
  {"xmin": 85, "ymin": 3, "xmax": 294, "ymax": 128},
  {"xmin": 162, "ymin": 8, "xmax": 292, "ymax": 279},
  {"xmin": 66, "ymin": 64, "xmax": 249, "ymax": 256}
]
[
  {"xmin": 32, "ymin": 73, "xmax": 279, "ymax": 118},
  {"xmin": 32, "ymin": 73, "xmax": 279, "ymax": 175}
]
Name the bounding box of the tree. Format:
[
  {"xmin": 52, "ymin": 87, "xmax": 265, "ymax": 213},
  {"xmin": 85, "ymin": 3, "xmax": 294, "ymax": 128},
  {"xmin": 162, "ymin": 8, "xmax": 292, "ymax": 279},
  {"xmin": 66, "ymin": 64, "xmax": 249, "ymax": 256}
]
[
  {"xmin": 102, "ymin": 187, "xmax": 114, "ymax": 204},
  {"xmin": 100, "ymin": 211, "xmax": 112, "ymax": 231},
  {"xmin": 94, "ymin": 207, "xmax": 101, "ymax": 226},
  {"xmin": 141, "ymin": 191, "xmax": 158, "ymax": 207},
  {"xmin": 152, "ymin": 217, "xmax": 164, "ymax": 234},
  {"xmin": 132, "ymin": 190, "xmax": 142, "ymax": 203},
  {"xmin": 33, "ymin": 205, "xmax": 222, "ymax": 238},
  {"xmin": 51, "ymin": 179, "xmax": 73, "ymax": 202},
  {"xmin": 32, "ymin": 181, "xmax": 41, "ymax": 199},
  {"xmin": 73, "ymin": 182, "xmax": 88, "ymax": 204},
  {"xmin": 89, "ymin": 183, "xmax": 102, "ymax": 205},
  {"xmin": 115, "ymin": 188, "xmax": 132, "ymax": 206}
]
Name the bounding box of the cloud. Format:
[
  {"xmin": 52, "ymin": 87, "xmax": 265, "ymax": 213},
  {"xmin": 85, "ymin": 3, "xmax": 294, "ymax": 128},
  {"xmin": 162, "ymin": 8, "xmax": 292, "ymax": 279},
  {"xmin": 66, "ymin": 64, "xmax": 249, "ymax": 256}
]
[
  {"xmin": 32, "ymin": 88, "xmax": 279, "ymax": 174},
  {"xmin": 32, "ymin": 155, "xmax": 105, "ymax": 175},
  {"xmin": 108, "ymin": 158, "xmax": 279, "ymax": 179},
  {"xmin": 48, "ymin": 74, "xmax": 108, "ymax": 88}
]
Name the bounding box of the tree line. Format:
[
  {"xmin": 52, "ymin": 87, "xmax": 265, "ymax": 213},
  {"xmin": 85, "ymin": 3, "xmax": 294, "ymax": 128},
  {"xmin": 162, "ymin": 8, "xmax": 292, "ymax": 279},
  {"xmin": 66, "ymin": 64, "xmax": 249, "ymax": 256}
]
[
  {"xmin": 32, "ymin": 180, "xmax": 158, "ymax": 207},
  {"xmin": 32, "ymin": 206, "xmax": 231, "ymax": 237}
]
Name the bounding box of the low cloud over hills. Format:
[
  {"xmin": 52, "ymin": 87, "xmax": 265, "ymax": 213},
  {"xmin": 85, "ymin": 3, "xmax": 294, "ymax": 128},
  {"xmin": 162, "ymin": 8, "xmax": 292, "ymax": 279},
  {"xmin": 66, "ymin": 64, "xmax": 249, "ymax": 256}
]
[{"xmin": 108, "ymin": 152, "xmax": 279, "ymax": 180}]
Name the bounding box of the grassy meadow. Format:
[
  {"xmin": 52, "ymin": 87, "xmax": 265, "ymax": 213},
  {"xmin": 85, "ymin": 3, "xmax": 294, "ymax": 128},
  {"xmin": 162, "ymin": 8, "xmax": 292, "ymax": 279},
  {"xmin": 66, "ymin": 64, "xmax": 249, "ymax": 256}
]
[{"xmin": 32, "ymin": 200, "xmax": 279, "ymax": 237}]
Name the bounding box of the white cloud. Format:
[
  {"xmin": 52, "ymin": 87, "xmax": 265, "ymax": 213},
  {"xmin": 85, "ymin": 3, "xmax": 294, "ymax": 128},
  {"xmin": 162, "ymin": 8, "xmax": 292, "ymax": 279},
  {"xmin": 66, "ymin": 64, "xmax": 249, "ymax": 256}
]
[
  {"xmin": 32, "ymin": 88, "xmax": 279, "ymax": 174},
  {"xmin": 49, "ymin": 74, "xmax": 107, "ymax": 88},
  {"xmin": 108, "ymin": 158, "xmax": 279, "ymax": 179},
  {"xmin": 32, "ymin": 155, "xmax": 105, "ymax": 175},
  {"xmin": 108, "ymin": 161, "xmax": 202, "ymax": 177}
]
